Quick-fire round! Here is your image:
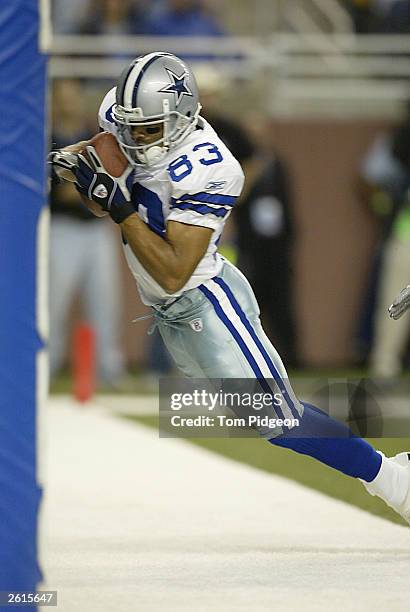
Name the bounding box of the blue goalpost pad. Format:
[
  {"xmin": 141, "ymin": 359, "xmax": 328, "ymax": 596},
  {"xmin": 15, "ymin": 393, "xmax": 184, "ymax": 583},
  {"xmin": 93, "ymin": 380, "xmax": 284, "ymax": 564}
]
[{"xmin": 0, "ymin": 0, "xmax": 47, "ymax": 606}]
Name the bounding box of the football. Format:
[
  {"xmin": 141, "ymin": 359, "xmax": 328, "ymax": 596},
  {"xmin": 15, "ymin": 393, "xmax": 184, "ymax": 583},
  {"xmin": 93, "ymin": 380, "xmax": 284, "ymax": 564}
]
[
  {"xmin": 85, "ymin": 131, "xmax": 128, "ymax": 178},
  {"xmin": 53, "ymin": 132, "xmax": 130, "ymax": 218},
  {"xmin": 78, "ymin": 132, "xmax": 129, "ymax": 217}
]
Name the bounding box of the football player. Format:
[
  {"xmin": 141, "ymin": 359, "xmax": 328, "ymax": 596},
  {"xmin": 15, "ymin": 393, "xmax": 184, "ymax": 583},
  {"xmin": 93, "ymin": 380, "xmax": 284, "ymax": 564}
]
[{"xmin": 50, "ymin": 52, "xmax": 410, "ymax": 526}]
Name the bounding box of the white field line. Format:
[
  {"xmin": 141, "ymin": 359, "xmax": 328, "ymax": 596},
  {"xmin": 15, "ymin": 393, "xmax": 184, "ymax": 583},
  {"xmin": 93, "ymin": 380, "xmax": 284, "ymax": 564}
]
[
  {"xmin": 41, "ymin": 398, "xmax": 410, "ymax": 612},
  {"xmin": 96, "ymin": 393, "xmax": 158, "ymax": 415}
]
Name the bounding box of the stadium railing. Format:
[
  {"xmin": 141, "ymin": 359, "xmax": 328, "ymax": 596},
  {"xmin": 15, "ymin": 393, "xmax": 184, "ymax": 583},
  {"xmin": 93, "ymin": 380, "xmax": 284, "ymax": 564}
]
[{"xmin": 49, "ymin": 34, "xmax": 410, "ymax": 119}]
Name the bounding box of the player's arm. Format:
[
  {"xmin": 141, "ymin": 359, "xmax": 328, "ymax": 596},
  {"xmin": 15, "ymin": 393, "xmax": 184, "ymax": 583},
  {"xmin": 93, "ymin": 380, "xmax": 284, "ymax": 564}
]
[{"xmin": 121, "ymin": 215, "xmax": 212, "ymax": 293}]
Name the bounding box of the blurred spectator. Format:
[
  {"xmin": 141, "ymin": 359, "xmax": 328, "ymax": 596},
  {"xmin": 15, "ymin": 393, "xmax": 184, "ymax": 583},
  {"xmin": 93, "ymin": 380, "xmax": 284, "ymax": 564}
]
[
  {"xmin": 234, "ymin": 115, "xmax": 300, "ymax": 368},
  {"xmin": 52, "ymin": 0, "xmax": 91, "ymax": 34},
  {"xmin": 354, "ymin": 131, "xmax": 399, "ymax": 363},
  {"xmin": 344, "ymin": 0, "xmax": 376, "ymax": 33},
  {"xmin": 77, "ymin": 1, "xmax": 147, "ymax": 102},
  {"xmin": 379, "ymin": 0, "xmax": 410, "ymax": 33},
  {"xmin": 142, "ymin": 0, "xmax": 224, "ymax": 37},
  {"xmin": 358, "ymin": 105, "xmax": 410, "ymax": 377},
  {"xmin": 49, "ymin": 79, "xmax": 127, "ymax": 389},
  {"xmin": 344, "ymin": 0, "xmax": 410, "ymax": 33},
  {"xmin": 80, "ymin": 0, "xmax": 144, "ymax": 34},
  {"xmin": 195, "ymin": 64, "xmax": 255, "ymax": 167}
]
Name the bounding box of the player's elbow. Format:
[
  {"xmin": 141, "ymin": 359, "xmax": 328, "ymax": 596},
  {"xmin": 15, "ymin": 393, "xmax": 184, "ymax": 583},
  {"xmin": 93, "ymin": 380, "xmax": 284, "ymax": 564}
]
[
  {"xmin": 161, "ymin": 278, "xmax": 185, "ymax": 294},
  {"xmin": 160, "ymin": 272, "xmax": 188, "ymax": 294}
]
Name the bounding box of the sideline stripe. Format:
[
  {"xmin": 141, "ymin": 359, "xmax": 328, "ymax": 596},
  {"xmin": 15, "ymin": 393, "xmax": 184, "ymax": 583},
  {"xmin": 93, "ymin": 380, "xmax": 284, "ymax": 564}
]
[{"xmin": 213, "ymin": 276, "xmax": 301, "ymax": 420}]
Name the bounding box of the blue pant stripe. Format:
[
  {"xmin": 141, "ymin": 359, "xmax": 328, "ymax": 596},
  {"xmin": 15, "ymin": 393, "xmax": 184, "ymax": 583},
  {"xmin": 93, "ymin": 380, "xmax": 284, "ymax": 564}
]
[
  {"xmin": 199, "ymin": 285, "xmax": 263, "ymax": 377},
  {"xmin": 213, "ymin": 276, "xmax": 300, "ymax": 420},
  {"xmin": 199, "ymin": 284, "xmax": 287, "ymax": 421}
]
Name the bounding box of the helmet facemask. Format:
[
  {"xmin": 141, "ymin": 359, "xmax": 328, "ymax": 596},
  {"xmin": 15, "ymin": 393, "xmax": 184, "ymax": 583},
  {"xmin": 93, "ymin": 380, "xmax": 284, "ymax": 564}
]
[{"xmin": 113, "ymin": 99, "xmax": 201, "ymax": 166}]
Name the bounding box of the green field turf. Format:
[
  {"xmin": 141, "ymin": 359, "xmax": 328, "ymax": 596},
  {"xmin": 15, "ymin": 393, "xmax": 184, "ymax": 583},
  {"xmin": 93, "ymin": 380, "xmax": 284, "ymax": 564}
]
[{"xmin": 125, "ymin": 414, "xmax": 409, "ymax": 527}]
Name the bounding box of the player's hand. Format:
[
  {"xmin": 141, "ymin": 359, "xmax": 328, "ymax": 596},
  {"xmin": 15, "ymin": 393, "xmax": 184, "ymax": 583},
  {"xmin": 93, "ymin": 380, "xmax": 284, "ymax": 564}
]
[
  {"xmin": 48, "ymin": 150, "xmax": 79, "ymax": 182},
  {"xmin": 388, "ymin": 285, "xmax": 410, "ymax": 320},
  {"xmin": 74, "ymin": 146, "xmax": 135, "ymax": 223},
  {"xmin": 48, "ymin": 140, "xmax": 90, "ymax": 182}
]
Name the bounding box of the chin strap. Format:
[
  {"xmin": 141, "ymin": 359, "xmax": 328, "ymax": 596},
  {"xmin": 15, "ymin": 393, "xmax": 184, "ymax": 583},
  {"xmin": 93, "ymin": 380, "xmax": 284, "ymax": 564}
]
[{"xmin": 142, "ymin": 145, "xmax": 167, "ymax": 165}]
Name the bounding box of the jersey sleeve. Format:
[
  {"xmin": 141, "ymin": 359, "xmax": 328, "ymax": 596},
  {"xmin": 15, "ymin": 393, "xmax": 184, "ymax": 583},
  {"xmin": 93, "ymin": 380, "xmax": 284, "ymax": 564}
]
[
  {"xmin": 98, "ymin": 87, "xmax": 117, "ymax": 136},
  {"xmin": 167, "ymin": 145, "xmax": 245, "ymax": 231}
]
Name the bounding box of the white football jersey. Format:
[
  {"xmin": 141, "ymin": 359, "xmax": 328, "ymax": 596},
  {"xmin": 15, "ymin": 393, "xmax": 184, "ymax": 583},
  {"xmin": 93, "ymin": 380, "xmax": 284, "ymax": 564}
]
[{"xmin": 98, "ymin": 87, "xmax": 245, "ymax": 305}]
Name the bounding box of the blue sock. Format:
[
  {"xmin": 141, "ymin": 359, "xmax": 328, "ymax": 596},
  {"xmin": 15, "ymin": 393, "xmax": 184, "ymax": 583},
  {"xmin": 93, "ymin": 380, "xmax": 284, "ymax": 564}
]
[{"xmin": 269, "ymin": 403, "xmax": 381, "ymax": 482}]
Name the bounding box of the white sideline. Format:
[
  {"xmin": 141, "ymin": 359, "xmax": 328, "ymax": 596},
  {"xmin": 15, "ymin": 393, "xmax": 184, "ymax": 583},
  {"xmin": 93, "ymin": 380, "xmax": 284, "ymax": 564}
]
[{"xmin": 41, "ymin": 397, "xmax": 410, "ymax": 612}]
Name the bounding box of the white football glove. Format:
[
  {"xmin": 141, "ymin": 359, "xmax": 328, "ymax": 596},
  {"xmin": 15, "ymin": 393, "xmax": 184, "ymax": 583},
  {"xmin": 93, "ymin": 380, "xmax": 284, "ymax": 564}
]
[
  {"xmin": 48, "ymin": 149, "xmax": 78, "ymax": 182},
  {"xmin": 388, "ymin": 285, "xmax": 410, "ymax": 320}
]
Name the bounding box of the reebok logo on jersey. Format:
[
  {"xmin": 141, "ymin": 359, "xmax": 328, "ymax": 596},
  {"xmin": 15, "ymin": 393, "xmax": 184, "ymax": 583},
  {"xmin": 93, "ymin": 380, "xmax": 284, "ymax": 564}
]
[
  {"xmin": 205, "ymin": 180, "xmax": 227, "ymax": 191},
  {"xmin": 189, "ymin": 318, "xmax": 203, "ymax": 332},
  {"xmin": 93, "ymin": 184, "xmax": 108, "ymax": 199}
]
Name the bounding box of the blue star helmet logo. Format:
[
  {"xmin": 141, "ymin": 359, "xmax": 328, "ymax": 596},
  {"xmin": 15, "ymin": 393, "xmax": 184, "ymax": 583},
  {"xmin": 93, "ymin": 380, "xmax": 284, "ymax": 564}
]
[{"xmin": 158, "ymin": 68, "xmax": 193, "ymax": 106}]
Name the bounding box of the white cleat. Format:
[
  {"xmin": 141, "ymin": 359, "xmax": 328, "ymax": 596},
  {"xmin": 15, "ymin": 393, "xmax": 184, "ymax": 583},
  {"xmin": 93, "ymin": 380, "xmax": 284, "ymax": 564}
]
[{"xmin": 390, "ymin": 452, "xmax": 410, "ymax": 525}]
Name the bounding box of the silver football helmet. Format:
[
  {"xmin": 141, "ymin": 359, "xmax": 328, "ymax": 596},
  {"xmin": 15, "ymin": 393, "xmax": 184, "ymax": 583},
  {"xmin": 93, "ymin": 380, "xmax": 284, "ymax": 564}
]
[{"xmin": 113, "ymin": 52, "xmax": 201, "ymax": 166}]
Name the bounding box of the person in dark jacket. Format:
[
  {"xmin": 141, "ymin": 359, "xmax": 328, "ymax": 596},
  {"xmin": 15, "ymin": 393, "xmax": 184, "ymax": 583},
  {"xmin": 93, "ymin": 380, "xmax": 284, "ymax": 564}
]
[{"xmin": 235, "ymin": 135, "xmax": 300, "ymax": 368}]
